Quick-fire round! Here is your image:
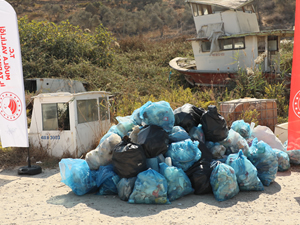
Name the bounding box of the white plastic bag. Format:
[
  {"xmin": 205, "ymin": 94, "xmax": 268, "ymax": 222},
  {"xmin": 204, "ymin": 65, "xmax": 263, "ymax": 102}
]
[
  {"xmin": 252, "ymin": 125, "xmax": 284, "ymax": 151},
  {"xmin": 85, "ymin": 133, "xmax": 121, "ymax": 170}
]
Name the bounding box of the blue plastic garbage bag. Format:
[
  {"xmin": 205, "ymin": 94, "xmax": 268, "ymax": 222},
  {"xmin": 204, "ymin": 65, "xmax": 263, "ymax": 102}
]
[
  {"xmin": 159, "ymin": 162, "xmax": 194, "ymax": 201},
  {"xmin": 131, "ymin": 107, "xmax": 143, "ymax": 125},
  {"xmin": 168, "ymin": 126, "xmax": 190, "ymax": 143},
  {"xmin": 95, "ymin": 164, "xmax": 119, "ymax": 195},
  {"xmin": 139, "ymin": 101, "xmax": 175, "ymax": 133},
  {"xmin": 248, "ymin": 138, "xmax": 278, "ymax": 186},
  {"xmin": 219, "ymin": 129, "xmax": 249, "ymax": 156},
  {"xmin": 59, "ymin": 158, "xmax": 98, "ymax": 196},
  {"xmin": 128, "ymin": 169, "xmax": 170, "ymax": 204},
  {"xmin": 230, "ymin": 120, "xmax": 252, "ymax": 139},
  {"xmin": 226, "ymin": 150, "xmax": 264, "ymax": 191},
  {"xmin": 165, "ymin": 139, "xmax": 202, "ymax": 171},
  {"xmin": 189, "ymin": 124, "xmax": 205, "ymax": 143},
  {"xmin": 210, "ymin": 162, "xmax": 239, "ymax": 201},
  {"xmin": 272, "ymin": 148, "xmax": 290, "ymax": 172},
  {"xmin": 117, "ymin": 177, "xmax": 137, "ymax": 201}
]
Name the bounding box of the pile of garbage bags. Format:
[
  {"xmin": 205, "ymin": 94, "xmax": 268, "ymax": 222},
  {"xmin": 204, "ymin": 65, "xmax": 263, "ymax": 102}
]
[{"xmin": 59, "ymin": 100, "xmax": 292, "ymax": 203}]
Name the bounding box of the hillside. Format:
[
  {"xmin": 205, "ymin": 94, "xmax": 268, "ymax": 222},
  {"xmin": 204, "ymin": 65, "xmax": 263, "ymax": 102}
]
[{"xmin": 6, "ymin": 0, "xmax": 296, "ymax": 39}]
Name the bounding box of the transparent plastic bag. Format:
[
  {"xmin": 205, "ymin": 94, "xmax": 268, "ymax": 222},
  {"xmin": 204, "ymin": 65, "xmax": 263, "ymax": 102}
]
[
  {"xmin": 117, "ymin": 177, "xmax": 137, "ymax": 201},
  {"xmin": 205, "ymin": 141, "xmax": 226, "ymax": 159},
  {"xmin": 159, "ymin": 162, "xmax": 194, "ymax": 201},
  {"xmin": 219, "ymin": 129, "xmax": 249, "ymax": 156},
  {"xmin": 230, "ymin": 120, "xmax": 252, "ymax": 139},
  {"xmin": 139, "ymin": 101, "xmax": 175, "ymax": 133},
  {"xmin": 210, "ymin": 162, "xmax": 239, "ymax": 201},
  {"xmin": 165, "ymin": 139, "xmax": 202, "ymax": 171},
  {"xmin": 272, "ymin": 148, "xmax": 290, "ymax": 172},
  {"xmin": 248, "ymin": 138, "xmax": 278, "ymax": 186},
  {"xmin": 128, "ymin": 169, "xmax": 170, "ymax": 204},
  {"xmin": 168, "ymin": 126, "xmax": 190, "ymax": 143},
  {"xmin": 189, "ymin": 124, "xmax": 205, "ymax": 143},
  {"xmin": 226, "ymin": 150, "xmax": 264, "ymax": 191}
]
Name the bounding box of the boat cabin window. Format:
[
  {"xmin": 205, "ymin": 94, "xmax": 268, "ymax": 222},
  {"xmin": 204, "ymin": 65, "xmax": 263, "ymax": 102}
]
[
  {"xmin": 201, "ymin": 41, "xmax": 211, "ymax": 52},
  {"xmin": 201, "ymin": 37, "xmax": 245, "ymax": 52},
  {"xmin": 268, "ymin": 36, "xmax": 278, "ymax": 51},
  {"xmin": 77, "ymin": 99, "xmax": 98, "ymax": 124},
  {"xmin": 219, "ymin": 38, "xmax": 245, "ymax": 51},
  {"xmin": 99, "ymin": 97, "xmax": 109, "ymax": 121},
  {"xmin": 258, "ymin": 36, "xmax": 266, "ymax": 52},
  {"xmin": 191, "ymin": 3, "xmax": 212, "ymax": 17},
  {"xmin": 42, "ymin": 103, "xmax": 70, "ymax": 131}
]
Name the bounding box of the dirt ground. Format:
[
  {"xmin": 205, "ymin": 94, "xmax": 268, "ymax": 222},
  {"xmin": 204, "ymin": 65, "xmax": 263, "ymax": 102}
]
[{"xmin": 1, "ymin": 165, "xmax": 300, "ymax": 225}]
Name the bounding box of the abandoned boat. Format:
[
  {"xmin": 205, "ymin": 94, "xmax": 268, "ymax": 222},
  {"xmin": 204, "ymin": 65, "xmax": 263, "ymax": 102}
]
[{"xmin": 169, "ymin": 0, "xmax": 294, "ymax": 87}]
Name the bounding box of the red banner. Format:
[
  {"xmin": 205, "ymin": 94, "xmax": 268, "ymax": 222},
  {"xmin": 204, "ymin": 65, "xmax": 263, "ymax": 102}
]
[{"xmin": 287, "ymin": 1, "xmax": 300, "ymax": 150}]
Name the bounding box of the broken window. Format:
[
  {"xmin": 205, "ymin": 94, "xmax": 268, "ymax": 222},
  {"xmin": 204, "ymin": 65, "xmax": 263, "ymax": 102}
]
[
  {"xmin": 77, "ymin": 99, "xmax": 98, "ymax": 124},
  {"xmin": 42, "ymin": 103, "xmax": 70, "ymax": 130},
  {"xmin": 191, "ymin": 3, "xmax": 212, "ymax": 17},
  {"xmin": 99, "ymin": 97, "xmax": 109, "ymax": 121},
  {"xmin": 201, "ymin": 41, "xmax": 211, "ymax": 52}
]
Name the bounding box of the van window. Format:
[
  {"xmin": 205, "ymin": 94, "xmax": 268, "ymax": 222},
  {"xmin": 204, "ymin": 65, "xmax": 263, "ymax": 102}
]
[
  {"xmin": 77, "ymin": 99, "xmax": 98, "ymax": 124},
  {"xmin": 42, "ymin": 103, "xmax": 70, "ymax": 130},
  {"xmin": 99, "ymin": 97, "xmax": 109, "ymax": 121}
]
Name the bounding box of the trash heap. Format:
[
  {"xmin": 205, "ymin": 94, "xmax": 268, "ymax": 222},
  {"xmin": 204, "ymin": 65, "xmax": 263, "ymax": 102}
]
[{"xmin": 59, "ymin": 101, "xmax": 292, "ymax": 203}]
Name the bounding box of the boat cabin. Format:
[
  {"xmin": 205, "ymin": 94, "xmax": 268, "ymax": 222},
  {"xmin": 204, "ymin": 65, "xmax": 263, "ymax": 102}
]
[
  {"xmin": 28, "ymin": 91, "xmax": 111, "ymax": 158},
  {"xmin": 187, "ymin": 0, "xmax": 293, "ymax": 73},
  {"xmin": 169, "ymin": 0, "xmax": 294, "ymax": 86}
]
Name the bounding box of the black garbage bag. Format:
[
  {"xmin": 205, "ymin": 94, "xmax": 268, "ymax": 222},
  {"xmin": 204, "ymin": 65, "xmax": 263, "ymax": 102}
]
[
  {"xmin": 137, "ymin": 125, "xmax": 169, "ymax": 158},
  {"xmin": 112, "ymin": 136, "xmax": 147, "ymax": 178},
  {"xmin": 201, "ymin": 105, "xmax": 228, "ymax": 142},
  {"xmin": 174, "ymin": 103, "xmax": 205, "ymax": 133},
  {"xmin": 184, "ymin": 142, "xmax": 213, "ymax": 195}
]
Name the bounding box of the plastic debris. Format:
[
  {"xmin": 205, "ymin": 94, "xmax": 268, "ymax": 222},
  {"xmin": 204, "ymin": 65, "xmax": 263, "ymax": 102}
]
[
  {"xmin": 159, "ymin": 162, "xmax": 194, "ymax": 201},
  {"xmin": 189, "ymin": 124, "xmax": 205, "ymax": 143},
  {"xmin": 165, "ymin": 139, "xmax": 201, "ymax": 171},
  {"xmin": 112, "ymin": 136, "xmax": 147, "ymax": 178},
  {"xmin": 59, "ymin": 158, "xmax": 97, "ymax": 196},
  {"xmin": 117, "ymin": 177, "xmax": 137, "ymax": 201},
  {"xmin": 139, "ymin": 101, "xmax": 175, "ymax": 133},
  {"xmin": 272, "ymin": 148, "xmax": 290, "ymax": 172},
  {"xmin": 128, "ymin": 169, "xmax": 170, "ymax": 204},
  {"xmin": 201, "ymin": 105, "xmax": 228, "ymax": 142},
  {"xmin": 85, "ymin": 133, "xmax": 121, "ymax": 170},
  {"xmin": 226, "ymin": 150, "xmax": 264, "ymax": 191},
  {"xmin": 174, "ymin": 103, "xmax": 205, "ymax": 133},
  {"xmin": 247, "ymin": 138, "xmax": 278, "ymax": 186},
  {"xmin": 230, "ymin": 120, "xmax": 252, "ymax": 139},
  {"xmin": 219, "ymin": 129, "xmax": 249, "ymax": 156},
  {"xmin": 168, "ymin": 126, "xmax": 190, "ymax": 143},
  {"xmin": 210, "ymin": 162, "xmax": 239, "ymax": 201}
]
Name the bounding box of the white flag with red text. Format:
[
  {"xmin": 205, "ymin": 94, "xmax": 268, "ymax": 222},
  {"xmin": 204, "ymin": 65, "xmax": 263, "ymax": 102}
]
[{"xmin": 0, "ymin": 0, "xmax": 28, "ymax": 148}]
